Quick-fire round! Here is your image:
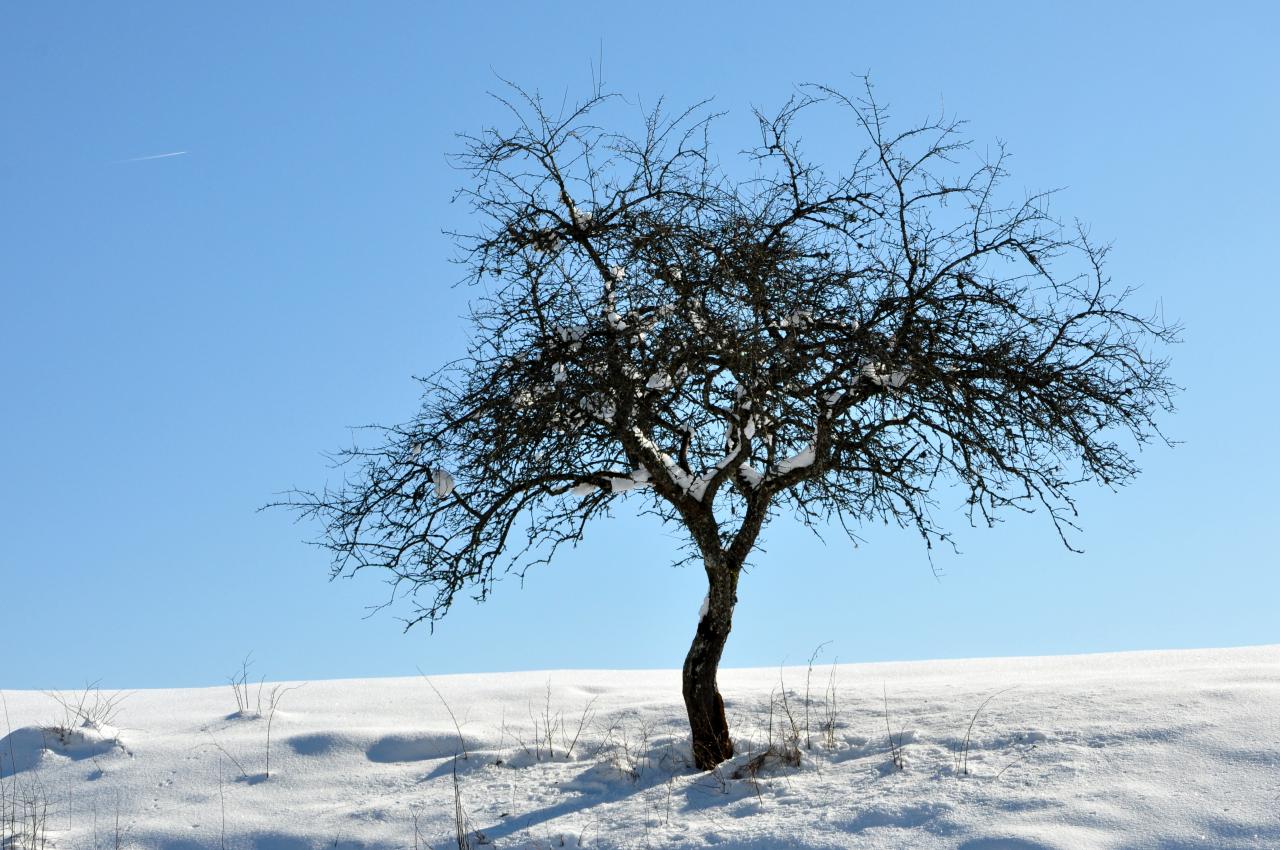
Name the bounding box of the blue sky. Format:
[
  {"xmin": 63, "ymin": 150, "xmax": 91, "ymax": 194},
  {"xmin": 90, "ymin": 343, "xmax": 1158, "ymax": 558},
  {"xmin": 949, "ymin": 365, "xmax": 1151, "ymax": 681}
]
[{"xmin": 2, "ymin": 2, "xmax": 1276, "ymax": 690}]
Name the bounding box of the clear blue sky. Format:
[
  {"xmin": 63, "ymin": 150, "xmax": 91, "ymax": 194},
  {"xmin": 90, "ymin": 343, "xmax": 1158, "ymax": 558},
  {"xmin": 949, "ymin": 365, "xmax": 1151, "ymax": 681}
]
[{"xmin": 3, "ymin": 2, "xmax": 1276, "ymax": 690}]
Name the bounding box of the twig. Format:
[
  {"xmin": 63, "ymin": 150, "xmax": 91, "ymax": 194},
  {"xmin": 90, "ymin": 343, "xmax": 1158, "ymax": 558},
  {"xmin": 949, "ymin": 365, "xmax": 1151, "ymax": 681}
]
[
  {"xmin": 561, "ymin": 696, "xmax": 598, "ymax": 759},
  {"xmin": 264, "ymin": 683, "xmax": 302, "ymax": 779},
  {"xmin": 452, "ymin": 756, "xmax": 472, "ymax": 850},
  {"xmin": 956, "ymin": 687, "xmax": 1015, "ymax": 776},
  {"xmin": 883, "ymin": 684, "xmax": 905, "ymax": 770},
  {"xmin": 218, "ymin": 756, "xmax": 227, "ymax": 850},
  {"xmin": 995, "ymin": 743, "xmax": 1038, "ymax": 781},
  {"xmin": 418, "ymin": 668, "xmax": 468, "ymax": 761},
  {"xmin": 205, "ymin": 730, "xmax": 249, "ymax": 780},
  {"xmin": 803, "ymin": 641, "xmax": 831, "ymax": 750}
]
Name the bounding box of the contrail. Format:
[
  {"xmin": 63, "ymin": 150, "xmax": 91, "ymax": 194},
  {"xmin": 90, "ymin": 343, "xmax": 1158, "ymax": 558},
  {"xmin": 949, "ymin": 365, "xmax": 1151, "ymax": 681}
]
[{"xmin": 116, "ymin": 151, "xmax": 188, "ymax": 163}]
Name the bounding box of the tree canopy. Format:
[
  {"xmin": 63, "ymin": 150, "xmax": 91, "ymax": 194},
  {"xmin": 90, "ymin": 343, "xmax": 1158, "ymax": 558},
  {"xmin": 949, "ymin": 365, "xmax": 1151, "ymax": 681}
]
[{"xmin": 285, "ymin": 81, "xmax": 1177, "ymax": 767}]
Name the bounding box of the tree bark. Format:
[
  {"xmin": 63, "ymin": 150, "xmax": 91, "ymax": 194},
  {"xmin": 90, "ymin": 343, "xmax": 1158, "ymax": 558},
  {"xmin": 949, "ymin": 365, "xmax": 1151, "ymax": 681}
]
[{"xmin": 683, "ymin": 558, "xmax": 740, "ymax": 770}]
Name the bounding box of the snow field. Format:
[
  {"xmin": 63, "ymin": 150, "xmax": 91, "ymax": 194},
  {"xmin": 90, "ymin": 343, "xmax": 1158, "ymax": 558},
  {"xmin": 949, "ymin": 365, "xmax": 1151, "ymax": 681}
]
[{"xmin": 2, "ymin": 645, "xmax": 1277, "ymax": 849}]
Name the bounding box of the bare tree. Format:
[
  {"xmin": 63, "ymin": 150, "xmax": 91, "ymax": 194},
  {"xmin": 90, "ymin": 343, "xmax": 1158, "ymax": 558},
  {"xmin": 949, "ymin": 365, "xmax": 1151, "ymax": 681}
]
[{"xmin": 281, "ymin": 81, "xmax": 1177, "ymax": 769}]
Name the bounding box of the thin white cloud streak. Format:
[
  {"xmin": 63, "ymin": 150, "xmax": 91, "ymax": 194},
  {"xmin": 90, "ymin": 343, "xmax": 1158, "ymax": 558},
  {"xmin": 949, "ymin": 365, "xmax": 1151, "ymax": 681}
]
[{"xmin": 116, "ymin": 151, "xmax": 189, "ymax": 163}]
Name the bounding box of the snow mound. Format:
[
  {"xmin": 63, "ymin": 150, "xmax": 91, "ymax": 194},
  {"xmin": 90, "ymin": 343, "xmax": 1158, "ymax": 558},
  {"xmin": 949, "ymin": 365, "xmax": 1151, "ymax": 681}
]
[
  {"xmin": 364, "ymin": 731, "xmax": 468, "ymax": 763},
  {"xmin": 0, "ymin": 723, "xmax": 127, "ymax": 778}
]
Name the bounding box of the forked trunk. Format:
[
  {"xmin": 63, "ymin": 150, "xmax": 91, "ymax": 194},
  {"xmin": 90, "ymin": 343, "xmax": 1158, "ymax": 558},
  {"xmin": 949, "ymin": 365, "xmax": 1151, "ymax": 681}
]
[{"xmin": 683, "ymin": 561, "xmax": 740, "ymax": 770}]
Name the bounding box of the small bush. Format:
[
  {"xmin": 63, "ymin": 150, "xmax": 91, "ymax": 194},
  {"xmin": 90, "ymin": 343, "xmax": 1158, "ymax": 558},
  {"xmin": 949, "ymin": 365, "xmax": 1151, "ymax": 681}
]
[{"xmin": 45, "ymin": 682, "xmax": 128, "ymax": 738}]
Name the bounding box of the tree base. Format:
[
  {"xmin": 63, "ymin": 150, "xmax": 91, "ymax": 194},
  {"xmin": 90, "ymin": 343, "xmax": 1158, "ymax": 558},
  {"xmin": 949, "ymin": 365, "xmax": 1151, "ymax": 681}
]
[{"xmin": 689, "ymin": 690, "xmax": 734, "ymax": 769}]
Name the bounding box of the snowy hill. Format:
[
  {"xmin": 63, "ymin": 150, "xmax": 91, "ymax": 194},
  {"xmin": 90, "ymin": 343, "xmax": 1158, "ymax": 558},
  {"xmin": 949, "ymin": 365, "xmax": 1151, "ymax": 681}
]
[{"xmin": 3, "ymin": 645, "xmax": 1277, "ymax": 849}]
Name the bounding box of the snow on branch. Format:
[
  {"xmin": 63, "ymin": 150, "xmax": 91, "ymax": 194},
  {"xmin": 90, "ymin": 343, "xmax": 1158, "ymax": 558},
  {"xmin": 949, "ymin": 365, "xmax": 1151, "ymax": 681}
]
[{"xmin": 279, "ymin": 80, "xmax": 1178, "ymax": 624}]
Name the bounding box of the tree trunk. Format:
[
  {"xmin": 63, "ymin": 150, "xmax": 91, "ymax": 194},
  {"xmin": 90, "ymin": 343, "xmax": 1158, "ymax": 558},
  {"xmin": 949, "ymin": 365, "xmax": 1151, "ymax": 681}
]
[{"xmin": 683, "ymin": 560, "xmax": 740, "ymax": 770}]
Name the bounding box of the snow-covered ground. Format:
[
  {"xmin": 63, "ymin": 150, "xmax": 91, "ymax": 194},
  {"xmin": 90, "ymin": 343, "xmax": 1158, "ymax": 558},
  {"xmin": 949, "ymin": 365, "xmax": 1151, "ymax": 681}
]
[{"xmin": 2, "ymin": 645, "xmax": 1277, "ymax": 849}]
